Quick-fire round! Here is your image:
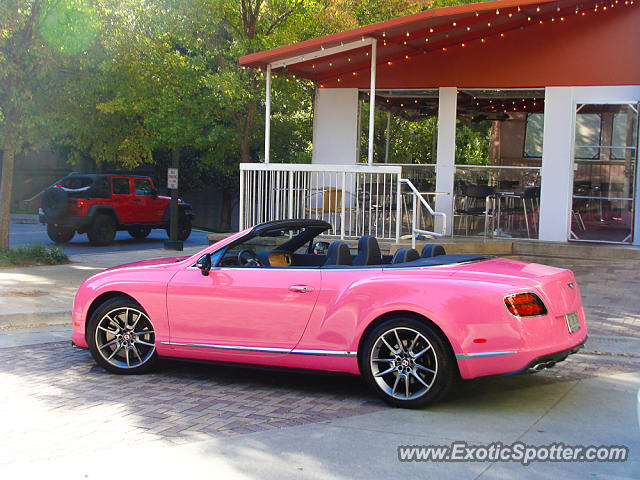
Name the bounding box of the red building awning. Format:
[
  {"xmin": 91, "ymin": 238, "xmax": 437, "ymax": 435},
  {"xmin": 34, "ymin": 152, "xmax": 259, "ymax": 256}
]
[{"xmin": 239, "ymin": 0, "xmax": 640, "ymax": 88}]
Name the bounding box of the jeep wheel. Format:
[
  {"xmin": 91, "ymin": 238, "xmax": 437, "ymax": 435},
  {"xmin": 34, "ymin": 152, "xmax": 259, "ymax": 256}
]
[
  {"xmin": 128, "ymin": 227, "xmax": 151, "ymax": 239},
  {"xmin": 178, "ymin": 214, "xmax": 192, "ymax": 241},
  {"xmin": 88, "ymin": 214, "xmax": 116, "ymax": 246},
  {"xmin": 166, "ymin": 214, "xmax": 192, "ymax": 241},
  {"xmin": 46, "ymin": 224, "xmax": 75, "ymax": 244}
]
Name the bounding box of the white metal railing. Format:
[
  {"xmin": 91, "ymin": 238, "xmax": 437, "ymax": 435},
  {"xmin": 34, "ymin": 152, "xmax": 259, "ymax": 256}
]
[
  {"xmin": 240, "ymin": 163, "xmax": 403, "ymax": 241},
  {"xmin": 400, "ymin": 179, "xmax": 446, "ymax": 248}
]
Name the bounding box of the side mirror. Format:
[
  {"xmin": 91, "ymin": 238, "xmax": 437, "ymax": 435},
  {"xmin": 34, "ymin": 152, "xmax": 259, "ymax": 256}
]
[
  {"xmin": 196, "ymin": 254, "xmax": 211, "ymax": 276},
  {"xmin": 312, "ymin": 241, "xmax": 330, "ymax": 255},
  {"xmin": 151, "ymin": 188, "xmax": 158, "ymax": 199}
]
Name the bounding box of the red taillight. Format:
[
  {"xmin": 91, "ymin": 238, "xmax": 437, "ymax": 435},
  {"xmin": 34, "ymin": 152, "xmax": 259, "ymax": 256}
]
[
  {"xmin": 76, "ymin": 200, "xmax": 85, "ymax": 209},
  {"xmin": 504, "ymin": 293, "xmax": 547, "ymax": 317},
  {"xmin": 55, "ymin": 184, "xmax": 62, "ymax": 188}
]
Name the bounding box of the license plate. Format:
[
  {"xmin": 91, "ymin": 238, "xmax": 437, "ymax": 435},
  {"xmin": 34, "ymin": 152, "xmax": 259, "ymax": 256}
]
[{"xmin": 566, "ymin": 312, "xmax": 581, "ymax": 333}]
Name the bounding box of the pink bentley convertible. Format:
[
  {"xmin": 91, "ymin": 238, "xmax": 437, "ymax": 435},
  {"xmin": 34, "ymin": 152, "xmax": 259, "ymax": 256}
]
[{"xmin": 72, "ymin": 219, "xmax": 587, "ymax": 408}]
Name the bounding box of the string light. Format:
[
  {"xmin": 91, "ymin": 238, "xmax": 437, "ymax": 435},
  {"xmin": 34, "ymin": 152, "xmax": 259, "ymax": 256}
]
[
  {"xmin": 467, "ymin": 26, "xmax": 471, "ymax": 31},
  {"xmin": 536, "ymin": 6, "xmax": 541, "ymax": 12},
  {"xmin": 461, "ymin": 43, "xmax": 466, "ymax": 47},
  {"xmin": 496, "ymin": 8, "xmax": 500, "ymax": 14},
  {"xmin": 487, "ymin": 21, "xmax": 492, "ymax": 26},
  {"xmin": 429, "ymin": 28, "xmax": 434, "ymax": 33},
  {"xmin": 406, "ymin": 31, "xmax": 410, "ymax": 37}
]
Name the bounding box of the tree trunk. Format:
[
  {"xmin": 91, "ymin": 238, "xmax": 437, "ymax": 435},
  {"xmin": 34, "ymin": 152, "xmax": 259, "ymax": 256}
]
[
  {"xmin": 0, "ymin": 112, "xmax": 19, "ymax": 251},
  {"xmin": 220, "ymin": 190, "xmax": 232, "ymax": 231}
]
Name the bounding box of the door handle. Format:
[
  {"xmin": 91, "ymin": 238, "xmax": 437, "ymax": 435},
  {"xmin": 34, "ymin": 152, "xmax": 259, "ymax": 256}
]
[{"xmin": 289, "ymin": 285, "xmax": 313, "ymax": 293}]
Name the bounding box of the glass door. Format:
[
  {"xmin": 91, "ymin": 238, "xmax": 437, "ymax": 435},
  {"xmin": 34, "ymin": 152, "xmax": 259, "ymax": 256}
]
[{"xmin": 571, "ymin": 103, "xmax": 638, "ymax": 243}]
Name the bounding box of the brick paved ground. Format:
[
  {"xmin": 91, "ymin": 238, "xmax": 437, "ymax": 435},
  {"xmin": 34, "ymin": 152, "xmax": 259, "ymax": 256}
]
[{"xmin": 0, "ymin": 258, "xmax": 638, "ymax": 466}]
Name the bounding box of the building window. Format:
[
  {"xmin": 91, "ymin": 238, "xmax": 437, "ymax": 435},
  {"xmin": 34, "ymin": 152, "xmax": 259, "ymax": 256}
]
[
  {"xmin": 575, "ymin": 113, "xmax": 601, "ymax": 159},
  {"xmin": 524, "ymin": 113, "xmax": 544, "ymax": 157}
]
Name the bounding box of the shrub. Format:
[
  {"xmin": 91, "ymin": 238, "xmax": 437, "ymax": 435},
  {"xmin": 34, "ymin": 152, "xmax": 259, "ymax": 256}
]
[{"xmin": 0, "ymin": 244, "xmax": 69, "ymax": 267}]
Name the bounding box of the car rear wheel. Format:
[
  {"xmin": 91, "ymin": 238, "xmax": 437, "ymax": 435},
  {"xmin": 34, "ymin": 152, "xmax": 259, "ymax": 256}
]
[
  {"xmin": 46, "ymin": 224, "xmax": 75, "ymax": 244},
  {"xmin": 87, "ymin": 296, "xmax": 157, "ymax": 374},
  {"xmin": 128, "ymin": 227, "xmax": 151, "ymax": 239},
  {"xmin": 88, "ymin": 214, "xmax": 116, "ymax": 246},
  {"xmin": 361, "ymin": 317, "xmax": 455, "ymax": 408}
]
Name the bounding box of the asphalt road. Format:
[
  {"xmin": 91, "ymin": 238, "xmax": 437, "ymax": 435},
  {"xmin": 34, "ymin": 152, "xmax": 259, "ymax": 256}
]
[{"xmin": 9, "ymin": 221, "xmax": 211, "ymax": 255}]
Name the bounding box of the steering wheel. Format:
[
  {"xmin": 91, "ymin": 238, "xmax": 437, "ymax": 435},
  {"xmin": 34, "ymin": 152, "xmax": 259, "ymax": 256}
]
[{"xmin": 237, "ymin": 249, "xmax": 263, "ymax": 267}]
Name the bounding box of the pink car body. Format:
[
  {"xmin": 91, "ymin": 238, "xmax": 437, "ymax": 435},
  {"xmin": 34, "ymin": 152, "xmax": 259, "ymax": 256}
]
[{"xmin": 72, "ymin": 223, "xmax": 587, "ymax": 383}]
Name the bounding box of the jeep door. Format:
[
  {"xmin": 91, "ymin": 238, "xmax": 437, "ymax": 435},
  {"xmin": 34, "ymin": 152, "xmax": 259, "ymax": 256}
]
[
  {"xmin": 111, "ymin": 177, "xmax": 136, "ymax": 224},
  {"xmin": 133, "ymin": 178, "xmax": 163, "ymax": 223}
]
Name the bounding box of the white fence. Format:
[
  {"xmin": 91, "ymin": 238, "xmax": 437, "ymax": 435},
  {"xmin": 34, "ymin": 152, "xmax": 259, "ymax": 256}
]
[{"xmin": 239, "ymin": 163, "xmax": 447, "ymax": 242}]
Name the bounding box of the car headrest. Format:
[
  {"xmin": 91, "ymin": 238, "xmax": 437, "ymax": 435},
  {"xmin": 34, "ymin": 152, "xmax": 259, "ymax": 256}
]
[
  {"xmin": 323, "ymin": 241, "xmax": 352, "ymax": 266},
  {"xmin": 352, "ymin": 235, "xmax": 382, "ymax": 266},
  {"xmin": 421, "ymin": 244, "xmax": 446, "ymax": 257},
  {"xmin": 392, "ymin": 248, "xmax": 420, "ymax": 264}
]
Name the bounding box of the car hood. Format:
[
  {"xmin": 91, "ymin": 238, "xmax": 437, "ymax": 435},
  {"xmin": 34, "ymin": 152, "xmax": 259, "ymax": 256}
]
[{"xmin": 105, "ymin": 256, "xmax": 190, "ymax": 271}]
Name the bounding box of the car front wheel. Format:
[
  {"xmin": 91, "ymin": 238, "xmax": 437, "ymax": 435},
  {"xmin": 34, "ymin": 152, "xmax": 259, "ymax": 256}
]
[
  {"xmin": 87, "ymin": 296, "xmax": 157, "ymax": 374},
  {"xmin": 361, "ymin": 318, "xmax": 455, "ymax": 408}
]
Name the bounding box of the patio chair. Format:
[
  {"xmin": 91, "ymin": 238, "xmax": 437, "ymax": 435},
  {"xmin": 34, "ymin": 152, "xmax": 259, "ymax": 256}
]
[{"xmin": 452, "ymin": 185, "xmax": 496, "ymax": 238}]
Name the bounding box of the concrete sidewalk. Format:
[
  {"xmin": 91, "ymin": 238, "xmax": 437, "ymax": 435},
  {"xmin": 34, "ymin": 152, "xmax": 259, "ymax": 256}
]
[
  {"xmin": 1, "ymin": 328, "xmax": 638, "ymax": 479},
  {"xmin": 0, "ymin": 246, "xmax": 204, "ymax": 329}
]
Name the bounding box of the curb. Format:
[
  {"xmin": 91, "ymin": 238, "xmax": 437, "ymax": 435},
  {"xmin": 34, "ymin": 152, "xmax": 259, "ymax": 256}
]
[
  {"xmin": 10, "ymin": 214, "xmax": 39, "ymax": 225},
  {"xmin": 0, "ymin": 311, "xmax": 71, "ymax": 330}
]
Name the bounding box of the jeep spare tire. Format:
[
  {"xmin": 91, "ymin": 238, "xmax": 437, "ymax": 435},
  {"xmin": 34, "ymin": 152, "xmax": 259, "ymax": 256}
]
[{"xmin": 42, "ymin": 187, "xmax": 69, "ymax": 219}]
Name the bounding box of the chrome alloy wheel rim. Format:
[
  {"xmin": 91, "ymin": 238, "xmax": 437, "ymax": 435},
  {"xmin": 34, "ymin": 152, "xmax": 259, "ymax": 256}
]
[
  {"xmin": 94, "ymin": 307, "xmax": 155, "ymax": 369},
  {"xmin": 370, "ymin": 327, "xmax": 438, "ymax": 400}
]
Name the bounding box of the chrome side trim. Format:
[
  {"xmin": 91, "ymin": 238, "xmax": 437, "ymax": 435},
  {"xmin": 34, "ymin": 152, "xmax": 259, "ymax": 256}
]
[
  {"xmin": 161, "ymin": 342, "xmax": 356, "ymax": 357},
  {"xmin": 162, "ymin": 342, "xmax": 290, "ymax": 353},
  {"xmin": 290, "ymin": 349, "xmax": 357, "ymax": 357},
  {"xmin": 455, "ymin": 351, "xmax": 517, "ymax": 360}
]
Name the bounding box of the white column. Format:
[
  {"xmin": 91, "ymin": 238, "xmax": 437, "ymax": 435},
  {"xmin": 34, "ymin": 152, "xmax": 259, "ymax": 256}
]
[
  {"xmin": 538, "ymin": 87, "xmax": 575, "ymax": 242},
  {"xmin": 264, "ymin": 64, "xmax": 271, "ymax": 164},
  {"xmin": 435, "ymin": 87, "xmax": 458, "ymax": 235},
  {"xmin": 367, "ymin": 39, "xmax": 377, "ymax": 165},
  {"xmin": 312, "ymin": 88, "xmax": 359, "ymax": 165}
]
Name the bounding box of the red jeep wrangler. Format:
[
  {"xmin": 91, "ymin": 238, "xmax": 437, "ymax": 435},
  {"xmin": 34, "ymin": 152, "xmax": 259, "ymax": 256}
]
[{"xmin": 39, "ymin": 174, "xmax": 194, "ymax": 246}]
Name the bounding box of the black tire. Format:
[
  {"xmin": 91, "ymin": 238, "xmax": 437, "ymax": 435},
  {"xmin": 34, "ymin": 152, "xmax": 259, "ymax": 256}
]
[
  {"xmin": 87, "ymin": 296, "xmax": 158, "ymax": 375},
  {"xmin": 128, "ymin": 227, "xmax": 151, "ymax": 239},
  {"xmin": 360, "ymin": 317, "xmax": 455, "ymax": 408},
  {"xmin": 166, "ymin": 213, "xmax": 192, "ymax": 241},
  {"xmin": 41, "ymin": 187, "xmax": 69, "ymax": 219},
  {"xmin": 87, "ymin": 214, "xmax": 116, "ymax": 246},
  {"xmin": 46, "ymin": 223, "xmax": 75, "ymax": 244}
]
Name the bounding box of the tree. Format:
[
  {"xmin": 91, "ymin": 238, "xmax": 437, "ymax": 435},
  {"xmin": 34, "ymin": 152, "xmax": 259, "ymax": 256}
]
[{"xmin": 0, "ymin": 0, "xmax": 99, "ymax": 249}]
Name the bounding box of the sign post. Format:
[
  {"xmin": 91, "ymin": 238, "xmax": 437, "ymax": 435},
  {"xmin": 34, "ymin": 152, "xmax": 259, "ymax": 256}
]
[{"xmin": 164, "ymin": 151, "xmax": 183, "ymax": 250}]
